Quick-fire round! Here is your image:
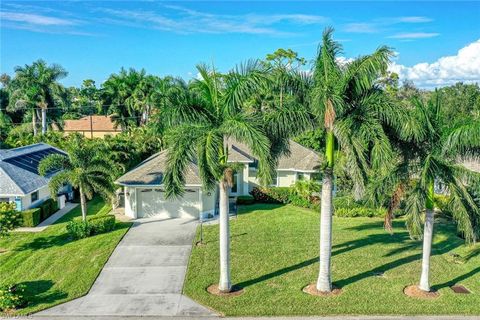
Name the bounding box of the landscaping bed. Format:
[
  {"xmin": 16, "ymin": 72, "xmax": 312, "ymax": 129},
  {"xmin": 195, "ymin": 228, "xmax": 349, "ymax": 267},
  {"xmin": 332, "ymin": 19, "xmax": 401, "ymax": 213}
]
[
  {"xmin": 184, "ymin": 203, "xmax": 480, "ymax": 316},
  {"xmin": 0, "ymin": 197, "xmax": 132, "ymax": 315}
]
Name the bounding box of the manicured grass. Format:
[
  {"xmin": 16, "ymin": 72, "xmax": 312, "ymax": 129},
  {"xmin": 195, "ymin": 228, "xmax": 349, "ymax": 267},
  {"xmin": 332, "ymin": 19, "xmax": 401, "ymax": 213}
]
[
  {"xmin": 0, "ymin": 198, "xmax": 132, "ymax": 315},
  {"xmin": 184, "ymin": 204, "xmax": 480, "ymax": 316}
]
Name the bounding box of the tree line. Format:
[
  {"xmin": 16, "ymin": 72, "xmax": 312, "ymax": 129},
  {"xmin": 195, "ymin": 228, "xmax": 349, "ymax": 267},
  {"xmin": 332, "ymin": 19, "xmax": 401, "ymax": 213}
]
[{"xmin": 1, "ymin": 27, "xmax": 480, "ymax": 296}]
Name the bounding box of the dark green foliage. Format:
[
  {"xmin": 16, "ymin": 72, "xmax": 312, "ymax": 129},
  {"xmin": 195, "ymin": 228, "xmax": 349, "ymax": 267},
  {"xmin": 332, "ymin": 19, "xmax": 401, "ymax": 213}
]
[
  {"xmin": 0, "ymin": 203, "xmax": 23, "ymax": 236},
  {"xmin": 66, "ymin": 215, "xmax": 116, "ymax": 239},
  {"xmin": 0, "ymin": 283, "xmax": 26, "ymax": 312},
  {"xmin": 20, "ymin": 208, "xmax": 41, "ymax": 227},
  {"xmin": 236, "ymin": 195, "xmax": 255, "ymax": 205},
  {"xmin": 88, "ymin": 215, "xmax": 115, "ymax": 235},
  {"xmin": 335, "ymin": 207, "xmax": 386, "ymax": 218},
  {"xmin": 66, "ymin": 220, "xmax": 91, "ymax": 239},
  {"xmin": 38, "ymin": 198, "xmax": 58, "ymax": 221},
  {"xmin": 250, "ymin": 187, "xmax": 291, "ymax": 203}
]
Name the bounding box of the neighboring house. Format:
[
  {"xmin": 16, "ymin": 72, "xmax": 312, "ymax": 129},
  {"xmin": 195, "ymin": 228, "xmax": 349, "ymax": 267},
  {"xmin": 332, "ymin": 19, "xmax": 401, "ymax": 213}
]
[
  {"xmin": 115, "ymin": 140, "xmax": 321, "ymax": 220},
  {"xmin": 0, "ymin": 143, "xmax": 71, "ymax": 211},
  {"xmin": 58, "ymin": 115, "xmax": 122, "ymax": 138}
]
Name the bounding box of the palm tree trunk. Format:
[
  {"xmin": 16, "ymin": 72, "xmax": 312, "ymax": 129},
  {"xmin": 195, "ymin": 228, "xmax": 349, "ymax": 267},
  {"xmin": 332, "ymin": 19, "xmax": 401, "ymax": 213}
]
[
  {"xmin": 316, "ymin": 130, "xmax": 335, "ymax": 292},
  {"xmin": 32, "ymin": 109, "xmax": 38, "ymax": 136},
  {"xmin": 41, "ymin": 107, "xmax": 47, "ymax": 134},
  {"xmin": 218, "ymin": 179, "xmax": 231, "ymax": 292},
  {"xmin": 419, "ymin": 179, "xmax": 435, "ymax": 291},
  {"xmin": 79, "ymin": 188, "xmax": 87, "ymax": 222}
]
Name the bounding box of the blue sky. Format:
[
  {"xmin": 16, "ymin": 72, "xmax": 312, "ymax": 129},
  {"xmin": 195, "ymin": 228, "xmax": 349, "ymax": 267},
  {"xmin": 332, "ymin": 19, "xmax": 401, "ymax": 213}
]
[{"xmin": 1, "ymin": 1, "xmax": 479, "ymax": 88}]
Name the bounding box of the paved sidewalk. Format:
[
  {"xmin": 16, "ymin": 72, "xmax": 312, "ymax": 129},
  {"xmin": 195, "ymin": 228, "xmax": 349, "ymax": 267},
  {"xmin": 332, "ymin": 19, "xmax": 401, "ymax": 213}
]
[
  {"xmin": 15, "ymin": 202, "xmax": 78, "ymax": 232},
  {"xmin": 35, "ymin": 217, "xmax": 216, "ymax": 317}
]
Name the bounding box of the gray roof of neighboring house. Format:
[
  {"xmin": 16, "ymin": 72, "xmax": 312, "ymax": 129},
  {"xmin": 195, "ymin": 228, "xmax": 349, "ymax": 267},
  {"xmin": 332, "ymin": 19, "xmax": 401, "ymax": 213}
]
[
  {"xmin": 0, "ymin": 143, "xmax": 66, "ymax": 196},
  {"xmin": 227, "ymin": 138, "xmax": 322, "ymax": 172},
  {"xmin": 115, "ymin": 150, "xmax": 202, "ymax": 186}
]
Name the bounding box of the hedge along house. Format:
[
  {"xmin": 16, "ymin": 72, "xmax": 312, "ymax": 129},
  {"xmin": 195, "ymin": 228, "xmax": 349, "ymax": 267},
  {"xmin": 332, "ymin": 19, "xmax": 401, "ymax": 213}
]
[
  {"xmin": 0, "ymin": 143, "xmax": 72, "ymax": 211},
  {"xmin": 115, "ymin": 139, "xmax": 321, "ymax": 220}
]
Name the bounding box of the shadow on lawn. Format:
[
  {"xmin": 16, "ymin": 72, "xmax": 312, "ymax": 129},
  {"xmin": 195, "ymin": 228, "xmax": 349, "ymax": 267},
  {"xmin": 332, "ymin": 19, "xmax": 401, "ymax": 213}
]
[
  {"xmin": 433, "ymin": 266, "xmax": 480, "ymax": 290},
  {"xmin": 17, "ymin": 280, "xmax": 67, "ymax": 310},
  {"xmin": 15, "ymin": 233, "xmax": 71, "ymax": 251},
  {"xmin": 235, "ymin": 257, "xmax": 318, "ymax": 289}
]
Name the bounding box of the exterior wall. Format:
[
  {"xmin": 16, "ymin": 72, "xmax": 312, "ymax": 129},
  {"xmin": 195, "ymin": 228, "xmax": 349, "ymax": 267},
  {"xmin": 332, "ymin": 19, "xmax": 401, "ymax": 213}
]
[
  {"xmin": 201, "ymin": 189, "xmax": 216, "ymax": 219},
  {"xmin": 62, "ymin": 131, "xmax": 122, "ymax": 139},
  {"xmin": 21, "ymin": 185, "xmax": 51, "ymax": 210},
  {"xmin": 124, "ymin": 186, "xmax": 137, "ymax": 219}
]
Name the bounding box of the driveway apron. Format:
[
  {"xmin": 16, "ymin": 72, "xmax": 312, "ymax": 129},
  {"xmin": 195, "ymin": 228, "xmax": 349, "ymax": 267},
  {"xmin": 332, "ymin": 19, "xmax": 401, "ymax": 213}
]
[{"xmin": 36, "ymin": 217, "xmax": 217, "ymax": 317}]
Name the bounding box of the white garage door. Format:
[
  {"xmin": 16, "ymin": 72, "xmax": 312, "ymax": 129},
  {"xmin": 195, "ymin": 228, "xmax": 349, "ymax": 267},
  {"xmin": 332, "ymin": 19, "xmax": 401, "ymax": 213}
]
[{"xmin": 137, "ymin": 188, "xmax": 200, "ymax": 219}]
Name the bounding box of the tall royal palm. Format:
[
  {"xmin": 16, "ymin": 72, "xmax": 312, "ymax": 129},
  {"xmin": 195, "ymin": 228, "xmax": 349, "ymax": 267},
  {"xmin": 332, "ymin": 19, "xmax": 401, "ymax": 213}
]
[
  {"xmin": 373, "ymin": 94, "xmax": 480, "ymax": 293},
  {"xmin": 39, "ymin": 136, "xmax": 115, "ymax": 221},
  {"xmin": 311, "ymin": 28, "xmax": 399, "ymax": 292},
  {"xmin": 163, "ymin": 62, "xmax": 273, "ymax": 292},
  {"xmin": 8, "ymin": 60, "xmax": 67, "ymax": 135}
]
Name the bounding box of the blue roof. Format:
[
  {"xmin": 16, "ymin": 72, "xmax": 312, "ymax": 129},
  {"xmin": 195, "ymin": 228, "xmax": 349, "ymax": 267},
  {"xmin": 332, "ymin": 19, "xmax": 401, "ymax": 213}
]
[{"xmin": 0, "ymin": 143, "xmax": 66, "ymax": 196}]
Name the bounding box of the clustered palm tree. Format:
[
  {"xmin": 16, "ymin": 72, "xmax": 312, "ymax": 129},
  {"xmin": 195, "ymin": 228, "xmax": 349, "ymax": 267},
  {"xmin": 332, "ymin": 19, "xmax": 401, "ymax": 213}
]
[
  {"xmin": 39, "ymin": 136, "xmax": 116, "ymax": 221},
  {"xmin": 8, "ymin": 59, "xmax": 67, "ymax": 135}
]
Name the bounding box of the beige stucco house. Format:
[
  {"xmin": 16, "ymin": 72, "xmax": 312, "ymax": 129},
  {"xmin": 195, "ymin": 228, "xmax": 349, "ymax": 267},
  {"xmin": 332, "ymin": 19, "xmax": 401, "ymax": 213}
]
[{"xmin": 115, "ymin": 140, "xmax": 321, "ymax": 220}]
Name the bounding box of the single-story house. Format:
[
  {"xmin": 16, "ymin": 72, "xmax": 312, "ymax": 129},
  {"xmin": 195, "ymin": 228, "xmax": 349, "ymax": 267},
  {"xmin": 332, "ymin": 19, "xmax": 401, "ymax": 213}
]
[
  {"xmin": 56, "ymin": 115, "xmax": 122, "ymax": 138},
  {"xmin": 0, "ymin": 143, "xmax": 71, "ymax": 211},
  {"xmin": 115, "ymin": 140, "xmax": 321, "ymax": 220}
]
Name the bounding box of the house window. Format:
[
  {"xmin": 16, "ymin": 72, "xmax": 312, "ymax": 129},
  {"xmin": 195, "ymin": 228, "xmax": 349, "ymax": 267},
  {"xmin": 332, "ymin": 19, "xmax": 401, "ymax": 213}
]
[
  {"xmin": 297, "ymin": 173, "xmax": 307, "ymax": 181},
  {"xmin": 248, "ymin": 160, "xmax": 258, "ymax": 169},
  {"xmin": 231, "ymin": 172, "xmax": 238, "ymax": 193},
  {"xmin": 270, "ymin": 172, "xmax": 278, "ymax": 187},
  {"xmin": 311, "ymin": 172, "xmax": 322, "ymax": 182},
  {"xmin": 31, "ymin": 191, "xmax": 39, "ymax": 203},
  {"xmin": 0, "ymin": 198, "xmax": 9, "ymax": 203}
]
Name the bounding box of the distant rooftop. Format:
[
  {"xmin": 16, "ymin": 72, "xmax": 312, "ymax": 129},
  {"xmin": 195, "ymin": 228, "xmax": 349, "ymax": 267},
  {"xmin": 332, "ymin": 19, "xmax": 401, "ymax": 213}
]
[{"xmin": 61, "ymin": 115, "xmax": 121, "ymax": 132}]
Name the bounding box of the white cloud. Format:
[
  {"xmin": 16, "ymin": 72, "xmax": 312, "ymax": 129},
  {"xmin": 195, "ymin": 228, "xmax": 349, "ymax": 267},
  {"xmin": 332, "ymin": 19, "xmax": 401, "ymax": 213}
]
[
  {"xmin": 98, "ymin": 6, "xmax": 328, "ymax": 36},
  {"xmin": 344, "ymin": 23, "xmax": 378, "ymax": 33},
  {"xmin": 396, "ymin": 16, "xmax": 432, "ymax": 23},
  {"xmin": 389, "ymin": 39, "xmax": 480, "ymax": 88},
  {"xmin": 0, "ymin": 11, "xmax": 75, "ymax": 26},
  {"xmin": 388, "ymin": 32, "xmax": 440, "ymax": 39}
]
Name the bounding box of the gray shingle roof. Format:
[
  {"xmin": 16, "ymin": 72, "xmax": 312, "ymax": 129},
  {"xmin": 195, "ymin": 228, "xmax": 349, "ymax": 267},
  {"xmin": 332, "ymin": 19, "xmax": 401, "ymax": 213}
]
[
  {"xmin": 227, "ymin": 139, "xmax": 322, "ymax": 172},
  {"xmin": 115, "ymin": 150, "xmax": 202, "ymax": 186},
  {"xmin": 0, "ymin": 143, "xmax": 66, "ymax": 196}
]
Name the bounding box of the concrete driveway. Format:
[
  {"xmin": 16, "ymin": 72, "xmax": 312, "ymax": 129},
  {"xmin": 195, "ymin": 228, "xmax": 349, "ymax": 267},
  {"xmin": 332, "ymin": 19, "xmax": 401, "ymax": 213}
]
[{"xmin": 36, "ymin": 217, "xmax": 217, "ymax": 317}]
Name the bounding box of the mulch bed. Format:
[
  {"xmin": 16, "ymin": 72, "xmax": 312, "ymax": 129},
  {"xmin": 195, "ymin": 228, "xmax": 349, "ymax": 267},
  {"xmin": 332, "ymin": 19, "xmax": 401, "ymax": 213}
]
[
  {"xmin": 206, "ymin": 284, "xmax": 244, "ymax": 297},
  {"xmin": 404, "ymin": 285, "xmax": 440, "ymax": 299},
  {"xmin": 302, "ymin": 283, "xmax": 342, "ymax": 296}
]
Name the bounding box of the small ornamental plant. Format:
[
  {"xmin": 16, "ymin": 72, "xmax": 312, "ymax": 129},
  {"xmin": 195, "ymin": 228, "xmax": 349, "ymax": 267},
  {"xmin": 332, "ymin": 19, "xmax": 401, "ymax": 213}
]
[
  {"xmin": 0, "ymin": 283, "xmax": 27, "ymax": 312},
  {"xmin": 0, "ymin": 202, "xmax": 23, "ymax": 237}
]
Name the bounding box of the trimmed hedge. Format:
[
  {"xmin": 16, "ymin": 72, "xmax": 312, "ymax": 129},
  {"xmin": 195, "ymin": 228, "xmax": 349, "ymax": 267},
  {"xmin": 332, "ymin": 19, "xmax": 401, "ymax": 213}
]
[
  {"xmin": 237, "ymin": 195, "xmax": 255, "ymax": 205},
  {"xmin": 67, "ymin": 215, "xmax": 116, "ymax": 240},
  {"xmin": 39, "ymin": 198, "xmax": 59, "ymax": 221},
  {"xmin": 21, "ymin": 208, "xmax": 41, "ymax": 227},
  {"xmin": 250, "ymin": 187, "xmax": 386, "ymax": 218},
  {"xmin": 335, "ymin": 207, "xmax": 387, "ymax": 218}
]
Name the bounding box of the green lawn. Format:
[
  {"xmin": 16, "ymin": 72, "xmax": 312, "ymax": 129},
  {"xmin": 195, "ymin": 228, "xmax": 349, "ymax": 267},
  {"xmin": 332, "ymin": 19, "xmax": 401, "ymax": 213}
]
[
  {"xmin": 184, "ymin": 204, "xmax": 480, "ymax": 316},
  {"xmin": 0, "ymin": 197, "xmax": 132, "ymax": 315}
]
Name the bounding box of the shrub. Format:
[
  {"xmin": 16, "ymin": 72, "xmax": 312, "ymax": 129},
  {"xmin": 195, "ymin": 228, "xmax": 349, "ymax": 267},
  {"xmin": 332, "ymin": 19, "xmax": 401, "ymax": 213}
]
[
  {"xmin": 39, "ymin": 198, "xmax": 58, "ymax": 221},
  {"xmin": 67, "ymin": 215, "xmax": 116, "ymax": 239},
  {"xmin": 0, "ymin": 283, "xmax": 26, "ymax": 312},
  {"xmin": 66, "ymin": 220, "xmax": 92, "ymax": 239},
  {"xmin": 250, "ymin": 187, "xmax": 291, "ymax": 203},
  {"xmin": 0, "ymin": 203, "xmax": 23, "ymax": 236},
  {"xmin": 237, "ymin": 195, "xmax": 255, "ymax": 205},
  {"xmin": 21, "ymin": 208, "xmax": 41, "ymax": 227},
  {"xmin": 335, "ymin": 207, "xmax": 386, "ymax": 218},
  {"xmin": 333, "ymin": 195, "xmax": 362, "ymax": 209},
  {"xmin": 88, "ymin": 215, "xmax": 115, "ymax": 235}
]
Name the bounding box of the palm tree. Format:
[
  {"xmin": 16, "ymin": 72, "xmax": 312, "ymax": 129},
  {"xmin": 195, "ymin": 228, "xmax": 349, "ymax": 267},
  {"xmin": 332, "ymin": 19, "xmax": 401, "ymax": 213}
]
[
  {"xmin": 8, "ymin": 60, "xmax": 67, "ymax": 135},
  {"xmin": 310, "ymin": 28, "xmax": 401, "ymax": 292},
  {"xmin": 162, "ymin": 61, "xmax": 275, "ymax": 293},
  {"xmin": 38, "ymin": 136, "xmax": 115, "ymax": 221},
  {"xmin": 371, "ymin": 94, "xmax": 480, "ymax": 293}
]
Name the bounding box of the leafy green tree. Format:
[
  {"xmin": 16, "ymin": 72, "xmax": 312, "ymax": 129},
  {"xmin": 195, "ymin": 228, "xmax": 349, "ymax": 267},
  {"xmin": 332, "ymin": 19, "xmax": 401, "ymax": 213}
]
[
  {"xmin": 162, "ymin": 61, "xmax": 274, "ymax": 292},
  {"xmin": 39, "ymin": 136, "xmax": 115, "ymax": 221},
  {"xmin": 310, "ymin": 27, "xmax": 400, "ymax": 292},
  {"xmin": 0, "ymin": 202, "xmax": 22, "ymax": 237},
  {"xmin": 8, "ymin": 60, "xmax": 67, "ymax": 135},
  {"xmin": 370, "ymin": 93, "xmax": 480, "ymax": 292}
]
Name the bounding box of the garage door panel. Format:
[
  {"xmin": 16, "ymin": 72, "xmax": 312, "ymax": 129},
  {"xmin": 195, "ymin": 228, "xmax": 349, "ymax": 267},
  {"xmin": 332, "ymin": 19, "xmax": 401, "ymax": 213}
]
[{"xmin": 138, "ymin": 189, "xmax": 199, "ymax": 219}]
